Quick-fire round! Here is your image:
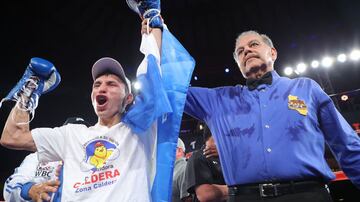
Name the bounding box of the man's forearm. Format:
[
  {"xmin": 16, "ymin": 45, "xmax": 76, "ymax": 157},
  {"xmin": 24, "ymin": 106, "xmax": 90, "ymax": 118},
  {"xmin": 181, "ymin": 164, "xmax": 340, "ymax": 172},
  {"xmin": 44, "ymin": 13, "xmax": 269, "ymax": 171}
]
[
  {"xmin": 152, "ymin": 28, "xmax": 162, "ymax": 52},
  {"xmin": 0, "ymin": 106, "xmax": 36, "ymax": 151},
  {"xmin": 196, "ymin": 184, "xmax": 228, "ymax": 202},
  {"xmin": 140, "ymin": 20, "xmax": 162, "ymax": 52}
]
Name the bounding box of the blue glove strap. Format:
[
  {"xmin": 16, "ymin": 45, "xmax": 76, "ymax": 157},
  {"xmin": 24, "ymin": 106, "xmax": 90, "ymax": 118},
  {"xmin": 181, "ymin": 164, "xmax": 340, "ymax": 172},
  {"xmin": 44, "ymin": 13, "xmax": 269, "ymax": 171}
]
[
  {"xmin": 144, "ymin": 10, "xmax": 163, "ymax": 29},
  {"xmin": 20, "ymin": 182, "xmax": 35, "ymax": 200}
]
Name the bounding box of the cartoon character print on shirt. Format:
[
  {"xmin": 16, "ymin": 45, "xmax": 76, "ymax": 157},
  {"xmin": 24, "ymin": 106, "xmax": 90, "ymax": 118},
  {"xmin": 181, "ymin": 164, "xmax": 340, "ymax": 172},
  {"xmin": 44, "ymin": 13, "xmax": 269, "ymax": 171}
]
[
  {"xmin": 80, "ymin": 136, "xmax": 120, "ymax": 172},
  {"xmin": 73, "ymin": 136, "xmax": 121, "ymax": 194},
  {"xmin": 89, "ymin": 141, "xmax": 113, "ymax": 169}
]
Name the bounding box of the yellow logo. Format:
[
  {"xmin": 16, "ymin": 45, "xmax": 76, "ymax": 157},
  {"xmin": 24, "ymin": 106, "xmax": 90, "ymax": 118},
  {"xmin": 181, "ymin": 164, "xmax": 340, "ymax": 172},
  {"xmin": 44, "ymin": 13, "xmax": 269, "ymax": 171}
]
[
  {"xmin": 288, "ymin": 95, "xmax": 307, "ymax": 116},
  {"xmin": 90, "ymin": 141, "xmax": 114, "ymax": 169},
  {"xmin": 80, "ymin": 137, "xmax": 120, "ymax": 172}
]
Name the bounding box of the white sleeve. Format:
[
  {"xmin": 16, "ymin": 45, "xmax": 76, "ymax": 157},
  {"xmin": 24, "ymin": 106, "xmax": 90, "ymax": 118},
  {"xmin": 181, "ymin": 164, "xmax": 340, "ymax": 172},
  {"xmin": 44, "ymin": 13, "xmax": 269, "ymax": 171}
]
[
  {"xmin": 3, "ymin": 153, "xmax": 38, "ymax": 202},
  {"xmin": 32, "ymin": 126, "xmax": 67, "ymax": 163}
]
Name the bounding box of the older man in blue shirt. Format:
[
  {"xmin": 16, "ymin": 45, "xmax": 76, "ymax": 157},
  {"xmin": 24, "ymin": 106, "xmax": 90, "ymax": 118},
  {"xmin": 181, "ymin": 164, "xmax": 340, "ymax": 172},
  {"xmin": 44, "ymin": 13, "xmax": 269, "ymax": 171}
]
[{"xmin": 184, "ymin": 30, "xmax": 360, "ymax": 202}]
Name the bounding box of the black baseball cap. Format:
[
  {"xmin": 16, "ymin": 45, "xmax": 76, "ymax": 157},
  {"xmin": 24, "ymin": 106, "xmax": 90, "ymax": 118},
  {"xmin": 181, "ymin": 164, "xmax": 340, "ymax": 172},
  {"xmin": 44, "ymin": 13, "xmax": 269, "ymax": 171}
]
[{"xmin": 91, "ymin": 57, "xmax": 131, "ymax": 93}]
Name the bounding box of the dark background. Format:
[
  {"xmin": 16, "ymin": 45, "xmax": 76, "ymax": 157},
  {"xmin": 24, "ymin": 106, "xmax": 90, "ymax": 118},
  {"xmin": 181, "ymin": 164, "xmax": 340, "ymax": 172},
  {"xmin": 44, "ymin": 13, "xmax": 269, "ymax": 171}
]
[{"xmin": 1, "ymin": 0, "xmax": 360, "ymax": 200}]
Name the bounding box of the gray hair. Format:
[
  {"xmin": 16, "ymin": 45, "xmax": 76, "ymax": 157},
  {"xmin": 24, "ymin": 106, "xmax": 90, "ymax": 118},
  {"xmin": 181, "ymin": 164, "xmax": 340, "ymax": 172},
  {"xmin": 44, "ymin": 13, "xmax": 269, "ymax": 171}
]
[
  {"xmin": 233, "ymin": 30, "xmax": 274, "ymax": 63},
  {"xmin": 177, "ymin": 138, "xmax": 186, "ymax": 152}
]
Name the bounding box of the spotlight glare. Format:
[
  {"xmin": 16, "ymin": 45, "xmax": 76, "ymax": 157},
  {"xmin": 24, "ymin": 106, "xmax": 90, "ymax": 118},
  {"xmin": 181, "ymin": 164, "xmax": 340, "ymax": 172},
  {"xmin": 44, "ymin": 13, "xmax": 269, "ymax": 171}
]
[
  {"xmin": 225, "ymin": 68, "xmax": 230, "ymax": 73},
  {"xmin": 337, "ymin": 53, "xmax": 347, "ymax": 63},
  {"xmin": 311, "ymin": 60, "xmax": 320, "ymax": 68},
  {"xmin": 341, "ymin": 95, "xmax": 348, "ymax": 101},
  {"xmin": 350, "ymin": 49, "xmax": 360, "ymax": 61},
  {"xmin": 321, "ymin": 57, "xmax": 333, "ymax": 68},
  {"xmin": 296, "ymin": 63, "xmax": 307, "ymax": 73},
  {"xmin": 194, "ymin": 76, "xmax": 198, "ymax": 80},
  {"xmin": 284, "ymin": 67, "xmax": 293, "ymax": 76},
  {"xmin": 133, "ymin": 81, "xmax": 141, "ymax": 90}
]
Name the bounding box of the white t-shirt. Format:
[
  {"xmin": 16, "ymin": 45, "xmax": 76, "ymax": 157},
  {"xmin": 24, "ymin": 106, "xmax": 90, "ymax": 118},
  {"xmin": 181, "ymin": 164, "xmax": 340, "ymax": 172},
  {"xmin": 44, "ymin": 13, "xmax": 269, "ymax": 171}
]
[
  {"xmin": 32, "ymin": 122, "xmax": 157, "ymax": 202},
  {"xmin": 4, "ymin": 152, "xmax": 61, "ymax": 202}
]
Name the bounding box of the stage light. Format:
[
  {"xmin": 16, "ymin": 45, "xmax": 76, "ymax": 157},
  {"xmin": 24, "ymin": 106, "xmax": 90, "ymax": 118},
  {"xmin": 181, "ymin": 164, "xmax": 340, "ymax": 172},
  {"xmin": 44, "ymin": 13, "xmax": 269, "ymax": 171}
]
[
  {"xmin": 286, "ymin": 47, "xmax": 359, "ymax": 78},
  {"xmin": 341, "ymin": 95, "xmax": 348, "ymax": 101},
  {"xmin": 225, "ymin": 68, "xmax": 230, "ymax": 73},
  {"xmin": 296, "ymin": 63, "xmax": 307, "ymax": 73},
  {"xmin": 349, "ymin": 49, "xmax": 360, "ymax": 61},
  {"xmin": 199, "ymin": 124, "xmax": 204, "ymax": 130},
  {"xmin": 311, "ymin": 60, "xmax": 320, "ymax": 68},
  {"xmin": 194, "ymin": 76, "xmax": 198, "ymax": 80},
  {"xmin": 133, "ymin": 81, "xmax": 141, "ymax": 90},
  {"xmin": 284, "ymin": 67, "xmax": 293, "ymax": 76},
  {"xmin": 321, "ymin": 57, "xmax": 333, "ymax": 68},
  {"xmin": 337, "ymin": 53, "xmax": 347, "ymax": 63}
]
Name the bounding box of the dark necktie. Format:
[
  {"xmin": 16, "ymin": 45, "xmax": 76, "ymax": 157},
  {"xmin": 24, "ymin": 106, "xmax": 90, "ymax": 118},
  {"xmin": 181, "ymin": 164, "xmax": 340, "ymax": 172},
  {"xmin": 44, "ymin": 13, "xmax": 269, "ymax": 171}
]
[{"xmin": 246, "ymin": 71, "xmax": 273, "ymax": 91}]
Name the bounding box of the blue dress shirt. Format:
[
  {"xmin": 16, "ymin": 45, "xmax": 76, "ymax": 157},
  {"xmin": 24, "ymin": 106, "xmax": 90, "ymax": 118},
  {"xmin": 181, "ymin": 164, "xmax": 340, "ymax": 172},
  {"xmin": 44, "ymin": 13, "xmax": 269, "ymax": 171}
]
[{"xmin": 185, "ymin": 71, "xmax": 360, "ymax": 188}]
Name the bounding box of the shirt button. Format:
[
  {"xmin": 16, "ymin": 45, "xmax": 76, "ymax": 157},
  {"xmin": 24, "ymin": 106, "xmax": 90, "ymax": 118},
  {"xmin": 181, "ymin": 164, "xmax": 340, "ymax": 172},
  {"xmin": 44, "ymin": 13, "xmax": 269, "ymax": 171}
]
[
  {"xmin": 265, "ymin": 124, "xmax": 270, "ymax": 128},
  {"xmin": 267, "ymin": 148, "xmax": 272, "ymax": 153}
]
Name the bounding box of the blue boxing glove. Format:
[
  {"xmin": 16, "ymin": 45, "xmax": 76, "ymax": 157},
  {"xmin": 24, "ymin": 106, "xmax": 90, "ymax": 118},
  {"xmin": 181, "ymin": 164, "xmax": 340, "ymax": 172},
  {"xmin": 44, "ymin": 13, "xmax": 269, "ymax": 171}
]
[
  {"xmin": 0, "ymin": 57, "xmax": 61, "ymax": 122},
  {"xmin": 126, "ymin": 0, "xmax": 163, "ymax": 29}
]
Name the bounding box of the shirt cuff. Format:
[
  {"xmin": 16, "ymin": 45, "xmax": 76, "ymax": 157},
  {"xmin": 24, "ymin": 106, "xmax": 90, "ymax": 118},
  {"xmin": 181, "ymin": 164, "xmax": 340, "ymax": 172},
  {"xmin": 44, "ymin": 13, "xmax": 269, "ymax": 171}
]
[{"xmin": 20, "ymin": 182, "xmax": 35, "ymax": 200}]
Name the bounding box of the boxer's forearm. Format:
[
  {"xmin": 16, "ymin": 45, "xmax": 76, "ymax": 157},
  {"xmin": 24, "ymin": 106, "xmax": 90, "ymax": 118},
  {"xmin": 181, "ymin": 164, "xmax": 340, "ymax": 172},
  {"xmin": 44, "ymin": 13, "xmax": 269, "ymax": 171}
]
[
  {"xmin": 0, "ymin": 57, "xmax": 59, "ymax": 151},
  {"xmin": 152, "ymin": 28, "xmax": 162, "ymax": 53},
  {"xmin": 140, "ymin": 19, "xmax": 162, "ymax": 51},
  {"xmin": 0, "ymin": 106, "xmax": 36, "ymax": 151}
]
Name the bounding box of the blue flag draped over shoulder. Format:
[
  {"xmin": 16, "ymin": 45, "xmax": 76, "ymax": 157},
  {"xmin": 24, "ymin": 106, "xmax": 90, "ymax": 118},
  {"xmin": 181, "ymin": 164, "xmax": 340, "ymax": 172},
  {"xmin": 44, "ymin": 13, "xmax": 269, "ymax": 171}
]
[
  {"xmin": 123, "ymin": 53, "xmax": 172, "ymax": 133},
  {"xmin": 151, "ymin": 28, "xmax": 195, "ymax": 201},
  {"xmin": 122, "ymin": 26, "xmax": 195, "ymax": 202}
]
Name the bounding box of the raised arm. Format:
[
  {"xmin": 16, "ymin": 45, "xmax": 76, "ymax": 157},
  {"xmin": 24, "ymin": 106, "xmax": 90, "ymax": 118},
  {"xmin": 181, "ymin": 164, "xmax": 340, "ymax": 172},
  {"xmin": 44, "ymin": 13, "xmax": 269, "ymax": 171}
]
[
  {"xmin": 127, "ymin": 0, "xmax": 163, "ymax": 50},
  {"xmin": 1, "ymin": 106, "xmax": 35, "ymax": 151},
  {"xmin": 141, "ymin": 19, "xmax": 162, "ymax": 51},
  {"xmin": 0, "ymin": 57, "xmax": 61, "ymax": 151}
]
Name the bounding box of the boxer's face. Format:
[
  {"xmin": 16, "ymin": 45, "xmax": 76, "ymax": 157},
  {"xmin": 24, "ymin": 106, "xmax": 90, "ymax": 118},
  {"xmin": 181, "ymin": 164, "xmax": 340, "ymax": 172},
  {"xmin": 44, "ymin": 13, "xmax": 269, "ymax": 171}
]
[
  {"xmin": 91, "ymin": 74, "xmax": 128, "ymax": 120},
  {"xmin": 234, "ymin": 33, "xmax": 277, "ymax": 79}
]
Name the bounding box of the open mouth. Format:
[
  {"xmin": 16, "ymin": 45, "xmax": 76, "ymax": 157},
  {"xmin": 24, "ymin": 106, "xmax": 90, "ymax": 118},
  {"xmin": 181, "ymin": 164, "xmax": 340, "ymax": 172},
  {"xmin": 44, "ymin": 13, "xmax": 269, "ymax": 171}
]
[{"xmin": 96, "ymin": 95, "xmax": 108, "ymax": 106}]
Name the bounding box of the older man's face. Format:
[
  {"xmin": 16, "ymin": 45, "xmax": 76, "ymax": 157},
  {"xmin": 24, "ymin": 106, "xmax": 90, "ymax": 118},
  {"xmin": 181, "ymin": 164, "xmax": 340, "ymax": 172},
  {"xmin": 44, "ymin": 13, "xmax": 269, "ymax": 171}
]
[{"xmin": 234, "ymin": 34, "xmax": 277, "ymax": 79}]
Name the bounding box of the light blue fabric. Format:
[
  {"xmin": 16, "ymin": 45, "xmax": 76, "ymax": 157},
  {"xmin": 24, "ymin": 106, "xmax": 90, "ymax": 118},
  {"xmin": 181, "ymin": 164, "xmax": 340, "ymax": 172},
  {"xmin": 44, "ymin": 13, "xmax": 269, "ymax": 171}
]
[
  {"xmin": 122, "ymin": 27, "xmax": 194, "ymax": 201},
  {"xmin": 151, "ymin": 28, "xmax": 195, "ymax": 202},
  {"xmin": 123, "ymin": 54, "xmax": 172, "ymax": 134}
]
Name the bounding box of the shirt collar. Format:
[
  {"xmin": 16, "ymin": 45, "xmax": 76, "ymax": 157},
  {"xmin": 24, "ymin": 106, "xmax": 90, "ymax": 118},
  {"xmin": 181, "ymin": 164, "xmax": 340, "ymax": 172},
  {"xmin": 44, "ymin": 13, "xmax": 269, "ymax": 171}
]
[
  {"xmin": 245, "ymin": 70, "xmax": 280, "ymax": 91},
  {"xmin": 91, "ymin": 122, "xmax": 122, "ymax": 130},
  {"xmin": 271, "ymin": 70, "xmax": 280, "ymax": 82}
]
